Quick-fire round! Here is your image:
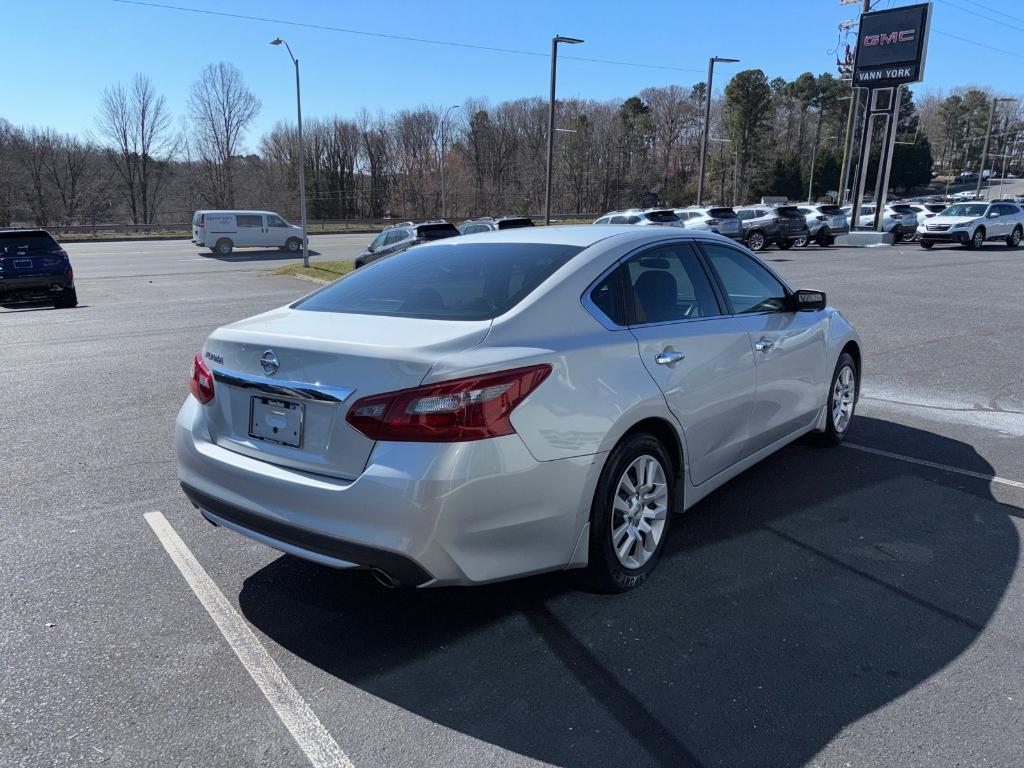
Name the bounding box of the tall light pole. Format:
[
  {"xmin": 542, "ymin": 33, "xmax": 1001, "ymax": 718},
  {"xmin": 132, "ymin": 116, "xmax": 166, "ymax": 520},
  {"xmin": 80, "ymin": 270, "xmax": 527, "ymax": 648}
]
[
  {"xmin": 271, "ymin": 38, "xmax": 309, "ymax": 268},
  {"xmin": 807, "ymin": 135, "xmax": 835, "ymax": 203},
  {"xmin": 439, "ymin": 104, "xmax": 461, "ymax": 219},
  {"xmin": 977, "ymin": 97, "xmax": 1016, "ymax": 199},
  {"xmin": 697, "ymin": 56, "xmax": 739, "ymax": 206},
  {"xmin": 544, "ymin": 35, "xmax": 583, "ymax": 225}
]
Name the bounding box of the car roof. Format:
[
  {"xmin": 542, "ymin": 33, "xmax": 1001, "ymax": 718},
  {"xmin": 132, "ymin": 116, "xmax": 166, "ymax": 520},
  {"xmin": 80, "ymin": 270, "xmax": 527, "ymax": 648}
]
[{"xmin": 445, "ymin": 224, "xmax": 730, "ymax": 249}]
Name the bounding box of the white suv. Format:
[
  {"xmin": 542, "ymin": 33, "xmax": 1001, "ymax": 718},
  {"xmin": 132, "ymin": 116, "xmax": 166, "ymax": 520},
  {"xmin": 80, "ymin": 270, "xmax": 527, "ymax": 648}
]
[
  {"xmin": 593, "ymin": 209, "xmax": 684, "ymax": 227},
  {"xmin": 918, "ymin": 201, "xmax": 1024, "ymax": 250}
]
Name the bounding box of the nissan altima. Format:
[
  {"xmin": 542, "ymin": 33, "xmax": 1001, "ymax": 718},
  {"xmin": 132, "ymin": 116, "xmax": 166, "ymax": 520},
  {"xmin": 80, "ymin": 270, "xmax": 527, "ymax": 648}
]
[{"xmin": 176, "ymin": 227, "xmax": 861, "ymax": 592}]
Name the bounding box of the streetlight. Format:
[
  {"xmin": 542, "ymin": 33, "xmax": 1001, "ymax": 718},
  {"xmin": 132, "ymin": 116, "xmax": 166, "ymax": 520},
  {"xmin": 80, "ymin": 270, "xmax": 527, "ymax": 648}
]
[
  {"xmin": 976, "ymin": 96, "xmax": 1016, "ymax": 199},
  {"xmin": 807, "ymin": 135, "xmax": 835, "ymax": 203},
  {"xmin": 270, "ymin": 38, "xmax": 309, "ymax": 268},
  {"xmin": 697, "ymin": 56, "xmax": 739, "ymax": 206},
  {"xmin": 439, "ymin": 104, "xmax": 461, "ymax": 219},
  {"xmin": 544, "ymin": 34, "xmax": 584, "ymax": 225}
]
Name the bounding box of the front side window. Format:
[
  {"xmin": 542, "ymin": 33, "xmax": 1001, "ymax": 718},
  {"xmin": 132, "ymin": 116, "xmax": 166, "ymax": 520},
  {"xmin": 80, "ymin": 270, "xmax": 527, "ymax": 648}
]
[
  {"xmin": 368, "ymin": 233, "xmax": 387, "ymax": 251},
  {"xmin": 625, "ymin": 243, "xmax": 720, "ymax": 324},
  {"xmin": 702, "ymin": 243, "xmax": 788, "ymax": 314},
  {"xmin": 267, "ymin": 215, "xmax": 289, "ymax": 227},
  {"xmin": 295, "ymin": 242, "xmax": 583, "ymax": 321},
  {"xmin": 595, "ymin": 217, "xmax": 611, "ymax": 224}
]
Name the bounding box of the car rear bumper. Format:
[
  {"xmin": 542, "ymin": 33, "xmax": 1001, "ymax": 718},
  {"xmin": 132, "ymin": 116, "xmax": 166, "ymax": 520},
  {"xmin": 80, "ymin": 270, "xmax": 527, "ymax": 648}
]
[
  {"xmin": 175, "ymin": 397, "xmax": 597, "ymax": 587},
  {"xmin": 0, "ymin": 274, "xmax": 72, "ymax": 302}
]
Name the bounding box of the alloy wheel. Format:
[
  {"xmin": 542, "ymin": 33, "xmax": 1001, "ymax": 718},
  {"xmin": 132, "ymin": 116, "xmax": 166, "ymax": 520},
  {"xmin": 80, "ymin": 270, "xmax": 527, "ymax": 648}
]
[
  {"xmin": 832, "ymin": 365, "xmax": 856, "ymax": 433},
  {"xmin": 611, "ymin": 455, "xmax": 668, "ymax": 569}
]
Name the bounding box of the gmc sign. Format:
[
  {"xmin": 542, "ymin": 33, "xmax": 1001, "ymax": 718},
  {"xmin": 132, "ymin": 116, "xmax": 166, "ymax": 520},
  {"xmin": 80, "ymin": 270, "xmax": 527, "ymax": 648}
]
[{"xmin": 853, "ymin": 3, "xmax": 931, "ymax": 88}]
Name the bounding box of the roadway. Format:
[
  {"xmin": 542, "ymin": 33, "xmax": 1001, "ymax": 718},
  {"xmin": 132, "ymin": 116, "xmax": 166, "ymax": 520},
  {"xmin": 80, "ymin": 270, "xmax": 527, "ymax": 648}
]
[{"xmin": 2, "ymin": 235, "xmax": 1023, "ymax": 768}]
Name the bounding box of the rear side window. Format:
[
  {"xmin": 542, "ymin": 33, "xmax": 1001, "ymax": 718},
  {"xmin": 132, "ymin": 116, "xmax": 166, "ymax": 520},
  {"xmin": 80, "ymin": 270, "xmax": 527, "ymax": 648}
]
[
  {"xmin": 736, "ymin": 210, "xmax": 754, "ymax": 220},
  {"xmin": 588, "ymin": 269, "xmax": 628, "ymax": 326},
  {"xmin": 702, "ymin": 243, "xmax": 787, "ymax": 314},
  {"xmin": 0, "ymin": 231, "xmax": 61, "ymax": 255},
  {"xmin": 383, "ymin": 229, "xmax": 408, "ymax": 246},
  {"xmin": 237, "ymin": 214, "xmax": 262, "ymax": 227},
  {"xmin": 295, "ymin": 242, "xmax": 583, "ymax": 321},
  {"xmin": 625, "ymin": 243, "xmax": 720, "ymax": 324}
]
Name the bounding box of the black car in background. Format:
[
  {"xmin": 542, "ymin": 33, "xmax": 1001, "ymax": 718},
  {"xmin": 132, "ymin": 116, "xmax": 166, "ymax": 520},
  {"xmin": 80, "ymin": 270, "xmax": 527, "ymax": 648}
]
[
  {"xmin": 0, "ymin": 230, "xmax": 77, "ymax": 308},
  {"xmin": 355, "ymin": 221, "xmax": 460, "ymax": 268}
]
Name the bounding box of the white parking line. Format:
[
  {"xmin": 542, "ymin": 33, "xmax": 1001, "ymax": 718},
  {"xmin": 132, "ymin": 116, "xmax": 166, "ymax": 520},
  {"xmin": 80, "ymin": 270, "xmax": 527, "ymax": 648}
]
[
  {"xmin": 143, "ymin": 511, "xmax": 353, "ymax": 768},
  {"xmin": 844, "ymin": 443, "xmax": 1024, "ymax": 489}
]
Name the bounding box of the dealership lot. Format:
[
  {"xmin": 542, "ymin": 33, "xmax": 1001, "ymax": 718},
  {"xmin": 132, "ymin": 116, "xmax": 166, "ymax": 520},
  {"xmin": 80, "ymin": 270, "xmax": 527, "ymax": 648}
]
[{"xmin": 2, "ymin": 236, "xmax": 1022, "ymax": 767}]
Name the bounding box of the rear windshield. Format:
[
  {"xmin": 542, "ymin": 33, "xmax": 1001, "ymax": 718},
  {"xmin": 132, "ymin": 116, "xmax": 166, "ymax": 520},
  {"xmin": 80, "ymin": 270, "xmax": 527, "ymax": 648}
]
[
  {"xmin": 924, "ymin": 204, "xmax": 946, "ymax": 213},
  {"xmin": 776, "ymin": 206, "xmax": 803, "ymax": 218},
  {"xmin": 643, "ymin": 210, "xmax": 680, "ymax": 223},
  {"xmin": 817, "ymin": 205, "xmax": 843, "ymax": 215},
  {"xmin": 707, "ymin": 208, "xmax": 737, "ymax": 219},
  {"xmin": 0, "ymin": 231, "xmax": 61, "ymax": 255},
  {"xmin": 890, "ymin": 205, "xmax": 916, "ymax": 214},
  {"xmin": 416, "ymin": 223, "xmax": 460, "ymax": 241},
  {"xmin": 295, "ymin": 242, "xmax": 584, "ymax": 321},
  {"xmin": 495, "ymin": 218, "xmax": 534, "ymax": 229}
]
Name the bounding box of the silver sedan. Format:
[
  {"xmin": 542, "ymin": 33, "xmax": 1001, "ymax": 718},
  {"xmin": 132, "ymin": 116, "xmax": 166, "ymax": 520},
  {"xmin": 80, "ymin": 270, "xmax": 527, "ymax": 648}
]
[{"xmin": 176, "ymin": 227, "xmax": 861, "ymax": 592}]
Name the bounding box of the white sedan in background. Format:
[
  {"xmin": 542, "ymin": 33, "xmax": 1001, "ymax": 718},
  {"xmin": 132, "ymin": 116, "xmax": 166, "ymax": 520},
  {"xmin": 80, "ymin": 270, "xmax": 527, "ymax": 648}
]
[{"xmin": 918, "ymin": 201, "xmax": 1024, "ymax": 250}]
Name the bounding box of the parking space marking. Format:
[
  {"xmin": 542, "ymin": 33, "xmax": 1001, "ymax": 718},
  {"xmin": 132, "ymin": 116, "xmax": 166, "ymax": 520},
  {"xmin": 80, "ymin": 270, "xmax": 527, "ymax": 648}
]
[
  {"xmin": 844, "ymin": 443, "xmax": 1024, "ymax": 490},
  {"xmin": 143, "ymin": 511, "xmax": 353, "ymax": 768}
]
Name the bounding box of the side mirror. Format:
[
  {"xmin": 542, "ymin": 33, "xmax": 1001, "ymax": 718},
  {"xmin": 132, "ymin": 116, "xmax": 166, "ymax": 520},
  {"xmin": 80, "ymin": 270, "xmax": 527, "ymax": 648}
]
[
  {"xmin": 789, "ymin": 289, "xmax": 826, "ymax": 312},
  {"xmin": 988, "ymin": 212, "xmax": 999, "ymax": 218}
]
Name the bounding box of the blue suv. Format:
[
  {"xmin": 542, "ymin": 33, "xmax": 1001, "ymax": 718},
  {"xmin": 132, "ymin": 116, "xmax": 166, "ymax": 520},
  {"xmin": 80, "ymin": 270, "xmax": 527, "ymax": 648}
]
[{"xmin": 0, "ymin": 230, "xmax": 77, "ymax": 308}]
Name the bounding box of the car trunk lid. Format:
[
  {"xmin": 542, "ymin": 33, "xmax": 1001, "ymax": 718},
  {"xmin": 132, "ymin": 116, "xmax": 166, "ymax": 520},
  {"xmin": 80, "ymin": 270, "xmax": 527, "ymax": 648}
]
[{"xmin": 201, "ymin": 307, "xmax": 491, "ymax": 479}]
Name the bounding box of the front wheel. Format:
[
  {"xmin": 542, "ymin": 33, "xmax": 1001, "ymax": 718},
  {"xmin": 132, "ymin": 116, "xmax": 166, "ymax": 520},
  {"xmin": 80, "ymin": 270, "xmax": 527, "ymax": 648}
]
[
  {"xmin": 919, "ymin": 240, "xmax": 934, "ymax": 249},
  {"xmin": 793, "ymin": 235, "xmax": 809, "ymax": 248},
  {"xmin": 285, "ymin": 237, "xmax": 302, "ymax": 253},
  {"xmin": 777, "ymin": 238, "xmax": 794, "ymax": 250},
  {"xmin": 812, "ymin": 352, "xmax": 857, "ymax": 446},
  {"xmin": 577, "ymin": 433, "xmax": 675, "ymax": 593},
  {"xmin": 966, "ymin": 227, "xmax": 985, "ymax": 250},
  {"xmin": 1006, "ymin": 226, "xmax": 1022, "ymax": 248}
]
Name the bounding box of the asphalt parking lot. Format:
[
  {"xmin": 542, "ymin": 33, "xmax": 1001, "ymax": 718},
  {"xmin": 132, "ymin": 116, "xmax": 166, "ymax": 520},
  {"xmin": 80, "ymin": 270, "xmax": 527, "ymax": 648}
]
[{"xmin": 2, "ymin": 234, "xmax": 1022, "ymax": 768}]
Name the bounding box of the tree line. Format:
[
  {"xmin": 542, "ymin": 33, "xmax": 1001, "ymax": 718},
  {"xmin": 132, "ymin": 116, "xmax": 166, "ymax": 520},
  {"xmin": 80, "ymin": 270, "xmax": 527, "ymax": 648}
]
[{"xmin": 1, "ymin": 63, "xmax": 1021, "ymax": 229}]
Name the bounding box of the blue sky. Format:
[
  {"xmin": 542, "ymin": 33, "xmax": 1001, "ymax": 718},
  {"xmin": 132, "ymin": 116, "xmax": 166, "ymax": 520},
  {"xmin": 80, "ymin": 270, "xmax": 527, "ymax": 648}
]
[{"xmin": 6, "ymin": 0, "xmax": 1024, "ymax": 150}]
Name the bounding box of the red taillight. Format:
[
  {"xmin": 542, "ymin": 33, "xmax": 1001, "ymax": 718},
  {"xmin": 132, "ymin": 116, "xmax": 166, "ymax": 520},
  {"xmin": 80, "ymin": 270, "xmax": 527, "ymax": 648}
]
[
  {"xmin": 199, "ymin": 213, "xmax": 205, "ymax": 227},
  {"xmin": 707, "ymin": 219, "xmax": 719, "ymax": 226},
  {"xmin": 189, "ymin": 351, "xmax": 215, "ymax": 404},
  {"xmin": 346, "ymin": 364, "xmax": 552, "ymax": 442},
  {"xmin": 816, "ymin": 215, "xmax": 828, "ymax": 221}
]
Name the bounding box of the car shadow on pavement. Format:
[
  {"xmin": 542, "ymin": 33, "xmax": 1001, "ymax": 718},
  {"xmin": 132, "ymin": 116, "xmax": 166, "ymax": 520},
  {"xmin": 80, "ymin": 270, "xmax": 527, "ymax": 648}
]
[
  {"xmin": 239, "ymin": 416, "xmax": 1019, "ymax": 768},
  {"xmin": 201, "ymin": 248, "xmax": 322, "ymax": 262}
]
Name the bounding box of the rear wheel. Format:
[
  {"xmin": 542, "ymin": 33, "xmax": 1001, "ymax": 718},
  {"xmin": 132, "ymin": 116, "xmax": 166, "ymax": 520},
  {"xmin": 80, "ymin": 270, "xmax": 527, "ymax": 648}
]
[
  {"xmin": 1006, "ymin": 226, "xmax": 1022, "ymax": 248},
  {"xmin": 816, "ymin": 228, "xmax": 833, "ymax": 246},
  {"xmin": 793, "ymin": 235, "xmax": 809, "ymax": 248},
  {"xmin": 577, "ymin": 433, "xmax": 675, "ymax": 593},
  {"xmin": 215, "ymin": 238, "xmax": 233, "ymax": 255},
  {"xmin": 746, "ymin": 230, "xmax": 766, "ymax": 251},
  {"xmin": 53, "ymin": 287, "xmax": 77, "ymax": 309}
]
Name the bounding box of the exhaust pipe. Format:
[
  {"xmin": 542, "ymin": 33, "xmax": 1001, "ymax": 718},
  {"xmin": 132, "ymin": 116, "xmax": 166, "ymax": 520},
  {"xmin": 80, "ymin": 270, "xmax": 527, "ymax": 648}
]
[{"xmin": 370, "ymin": 567, "xmax": 398, "ymax": 589}]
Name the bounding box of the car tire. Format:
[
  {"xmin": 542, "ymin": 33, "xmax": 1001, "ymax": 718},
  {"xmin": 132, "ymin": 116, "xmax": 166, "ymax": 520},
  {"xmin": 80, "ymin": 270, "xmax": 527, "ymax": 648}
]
[
  {"xmin": 577, "ymin": 433, "xmax": 675, "ymax": 593},
  {"xmin": 966, "ymin": 227, "xmax": 984, "ymax": 250},
  {"xmin": 215, "ymin": 238, "xmax": 233, "ymax": 255},
  {"xmin": 746, "ymin": 230, "xmax": 766, "ymax": 251},
  {"xmin": 53, "ymin": 287, "xmax": 78, "ymax": 309},
  {"xmin": 811, "ymin": 352, "xmax": 857, "ymax": 447},
  {"xmin": 793, "ymin": 235, "xmax": 809, "ymax": 247},
  {"xmin": 777, "ymin": 239, "xmax": 794, "ymax": 250},
  {"xmin": 890, "ymin": 225, "xmax": 902, "ymax": 242},
  {"xmin": 816, "ymin": 228, "xmax": 832, "ymax": 246},
  {"xmin": 285, "ymin": 237, "xmax": 302, "ymax": 253},
  {"xmin": 1006, "ymin": 226, "xmax": 1022, "ymax": 248},
  {"xmin": 920, "ymin": 240, "xmax": 934, "ymax": 249}
]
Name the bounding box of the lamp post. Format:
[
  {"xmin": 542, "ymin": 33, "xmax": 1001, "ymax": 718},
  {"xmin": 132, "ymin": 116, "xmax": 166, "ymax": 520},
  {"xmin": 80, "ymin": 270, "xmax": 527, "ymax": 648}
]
[
  {"xmin": 544, "ymin": 35, "xmax": 584, "ymax": 225},
  {"xmin": 807, "ymin": 135, "xmax": 835, "ymax": 203},
  {"xmin": 270, "ymin": 38, "xmax": 309, "ymax": 268},
  {"xmin": 977, "ymin": 97, "xmax": 1016, "ymax": 199},
  {"xmin": 439, "ymin": 104, "xmax": 461, "ymax": 219},
  {"xmin": 697, "ymin": 56, "xmax": 739, "ymax": 206}
]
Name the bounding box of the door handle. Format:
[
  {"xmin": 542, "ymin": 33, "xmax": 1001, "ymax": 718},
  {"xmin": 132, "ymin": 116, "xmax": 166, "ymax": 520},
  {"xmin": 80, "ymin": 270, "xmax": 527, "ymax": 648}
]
[
  {"xmin": 655, "ymin": 350, "xmax": 686, "ymax": 366},
  {"xmin": 754, "ymin": 338, "xmax": 775, "ymax": 352}
]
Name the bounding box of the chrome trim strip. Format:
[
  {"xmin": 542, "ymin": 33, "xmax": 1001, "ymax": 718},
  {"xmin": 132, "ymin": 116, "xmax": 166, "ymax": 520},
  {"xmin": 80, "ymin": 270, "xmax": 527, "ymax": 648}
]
[{"xmin": 211, "ymin": 368, "xmax": 354, "ymax": 403}]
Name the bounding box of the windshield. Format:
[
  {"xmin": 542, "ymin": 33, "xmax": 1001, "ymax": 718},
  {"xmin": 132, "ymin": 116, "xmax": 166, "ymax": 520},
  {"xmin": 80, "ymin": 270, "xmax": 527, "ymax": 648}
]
[
  {"xmin": 942, "ymin": 204, "xmax": 987, "ymax": 217},
  {"xmin": 294, "ymin": 242, "xmax": 583, "ymax": 320},
  {"xmin": 642, "ymin": 210, "xmax": 680, "ymax": 223},
  {"xmin": 0, "ymin": 231, "xmax": 62, "ymax": 256}
]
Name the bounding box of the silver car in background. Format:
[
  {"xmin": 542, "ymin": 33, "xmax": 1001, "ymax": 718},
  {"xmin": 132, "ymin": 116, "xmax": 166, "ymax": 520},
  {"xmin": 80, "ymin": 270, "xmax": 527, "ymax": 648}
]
[
  {"xmin": 674, "ymin": 206, "xmax": 744, "ymax": 241},
  {"xmin": 177, "ymin": 227, "xmax": 861, "ymax": 592},
  {"xmin": 793, "ymin": 204, "xmax": 849, "ymax": 246},
  {"xmin": 593, "ymin": 208, "xmax": 684, "ymax": 227}
]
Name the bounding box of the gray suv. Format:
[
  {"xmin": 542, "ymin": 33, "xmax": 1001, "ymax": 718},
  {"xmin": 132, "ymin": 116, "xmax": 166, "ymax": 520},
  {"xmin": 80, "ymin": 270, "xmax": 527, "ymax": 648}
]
[
  {"xmin": 458, "ymin": 216, "xmax": 535, "ymax": 234},
  {"xmin": 734, "ymin": 205, "xmax": 809, "ymax": 251},
  {"xmin": 674, "ymin": 206, "xmax": 744, "ymax": 241},
  {"xmin": 355, "ymin": 221, "xmax": 460, "ymax": 268}
]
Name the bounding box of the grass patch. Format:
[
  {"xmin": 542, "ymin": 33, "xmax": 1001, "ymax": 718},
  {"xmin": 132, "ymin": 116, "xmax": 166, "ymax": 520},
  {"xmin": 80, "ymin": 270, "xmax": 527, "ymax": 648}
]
[{"xmin": 273, "ymin": 259, "xmax": 354, "ymax": 283}]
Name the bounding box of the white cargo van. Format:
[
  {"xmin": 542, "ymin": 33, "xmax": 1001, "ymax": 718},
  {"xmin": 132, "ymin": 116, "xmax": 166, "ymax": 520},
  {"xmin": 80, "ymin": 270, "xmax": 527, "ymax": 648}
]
[{"xmin": 192, "ymin": 210, "xmax": 305, "ymax": 255}]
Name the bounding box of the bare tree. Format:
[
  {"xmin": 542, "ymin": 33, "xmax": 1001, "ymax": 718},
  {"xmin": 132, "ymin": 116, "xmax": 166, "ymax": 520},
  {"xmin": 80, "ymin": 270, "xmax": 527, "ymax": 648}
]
[
  {"xmin": 96, "ymin": 74, "xmax": 175, "ymax": 224},
  {"xmin": 187, "ymin": 62, "xmax": 260, "ymax": 208}
]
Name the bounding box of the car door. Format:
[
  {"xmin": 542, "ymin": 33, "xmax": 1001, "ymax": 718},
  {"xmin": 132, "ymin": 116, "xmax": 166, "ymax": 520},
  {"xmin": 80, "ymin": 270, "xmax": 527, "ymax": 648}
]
[
  {"xmin": 618, "ymin": 241, "xmax": 757, "ymax": 486},
  {"xmin": 699, "ymin": 241, "xmax": 827, "ymax": 455},
  {"xmin": 234, "ymin": 214, "xmax": 266, "ymax": 248},
  {"xmin": 265, "ymin": 213, "xmax": 292, "ymax": 246}
]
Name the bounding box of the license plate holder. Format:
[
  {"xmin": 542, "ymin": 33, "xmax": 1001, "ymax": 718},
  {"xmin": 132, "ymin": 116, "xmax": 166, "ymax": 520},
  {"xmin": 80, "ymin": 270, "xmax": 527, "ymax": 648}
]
[{"xmin": 249, "ymin": 396, "xmax": 303, "ymax": 448}]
